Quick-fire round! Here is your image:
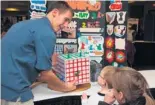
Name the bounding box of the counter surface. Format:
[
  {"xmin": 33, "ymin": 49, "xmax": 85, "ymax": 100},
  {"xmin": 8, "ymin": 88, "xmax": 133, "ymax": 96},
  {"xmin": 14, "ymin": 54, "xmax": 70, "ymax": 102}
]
[{"xmin": 32, "ymin": 70, "xmax": 155, "ymax": 102}]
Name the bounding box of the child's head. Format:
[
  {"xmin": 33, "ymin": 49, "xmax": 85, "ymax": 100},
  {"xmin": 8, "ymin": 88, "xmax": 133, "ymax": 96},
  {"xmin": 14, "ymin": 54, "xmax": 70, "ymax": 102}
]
[
  {"xmin": 98, "ymin": 66, "xmax": 116, "ymax": 88},
  {"xmin": 111, "ymin": 68, "xmax": 155, "ymax": 105}
]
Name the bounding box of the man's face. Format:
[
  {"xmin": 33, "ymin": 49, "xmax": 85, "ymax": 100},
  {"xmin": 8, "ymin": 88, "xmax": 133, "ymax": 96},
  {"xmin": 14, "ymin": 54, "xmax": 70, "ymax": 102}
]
[{"xmin": 53, "ymin": 10, "xmax": 72, "ymax": 32}]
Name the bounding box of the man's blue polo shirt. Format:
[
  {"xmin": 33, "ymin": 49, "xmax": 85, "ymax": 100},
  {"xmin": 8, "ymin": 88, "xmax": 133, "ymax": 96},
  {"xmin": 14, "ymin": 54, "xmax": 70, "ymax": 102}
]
[{"xmin": 1, "ymin": 17, "xmax": 56, "ymax": 102}]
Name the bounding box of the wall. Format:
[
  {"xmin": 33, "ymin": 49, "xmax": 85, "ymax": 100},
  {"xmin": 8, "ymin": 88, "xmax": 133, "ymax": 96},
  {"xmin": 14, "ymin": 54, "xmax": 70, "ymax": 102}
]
[
  {"xmin": 129, "ymin": 1, "xmax": 155, "ymax": 18},
  {"xmin": 144, "ymin": 1, "xmax": 155, "ymax": 15}
]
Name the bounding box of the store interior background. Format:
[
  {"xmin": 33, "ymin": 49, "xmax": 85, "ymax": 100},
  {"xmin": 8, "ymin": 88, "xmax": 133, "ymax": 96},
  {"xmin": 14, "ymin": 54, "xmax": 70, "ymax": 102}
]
[{"xmin": 1, "ymin": 1, "xmax": 155, "ymax": 70}]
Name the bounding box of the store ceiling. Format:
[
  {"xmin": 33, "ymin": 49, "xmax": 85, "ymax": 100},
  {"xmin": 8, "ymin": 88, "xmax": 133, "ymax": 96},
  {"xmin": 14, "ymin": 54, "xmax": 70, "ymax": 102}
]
[
  {"xmin": 1, "ymin": 1, "xmax": 29, "ymax": 11},
  {"xmin": 1, "ymin": 1, "xmax": 147, "ymax": 12}
]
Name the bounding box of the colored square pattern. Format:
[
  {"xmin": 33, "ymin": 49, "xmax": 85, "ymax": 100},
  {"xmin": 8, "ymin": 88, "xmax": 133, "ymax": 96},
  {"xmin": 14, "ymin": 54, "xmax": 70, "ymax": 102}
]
[
  {"xmin": 53, "ymin": 52, "xmax": 90, "ymax": 85},
  {"xmin": 54, "ymin": 44, "xmax": 63, "ymax": 54}
]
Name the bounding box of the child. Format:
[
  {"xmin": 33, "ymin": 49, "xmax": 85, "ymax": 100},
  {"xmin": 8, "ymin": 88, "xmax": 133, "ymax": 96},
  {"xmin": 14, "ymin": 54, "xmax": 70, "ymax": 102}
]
[
  {"xmin": 102, "ymin": 67, "xmax": 155, "ymax": 105},
  {"xmin": 81, "ymin": 66, "xmax": 118, "ymax": 105}
]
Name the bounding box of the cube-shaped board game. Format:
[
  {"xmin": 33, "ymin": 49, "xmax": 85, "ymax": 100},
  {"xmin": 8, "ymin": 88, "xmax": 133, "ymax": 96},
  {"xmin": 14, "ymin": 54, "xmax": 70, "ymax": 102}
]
[{"xmin": 53, "ymin": 52, "xmax": 90, "ymax": 85}]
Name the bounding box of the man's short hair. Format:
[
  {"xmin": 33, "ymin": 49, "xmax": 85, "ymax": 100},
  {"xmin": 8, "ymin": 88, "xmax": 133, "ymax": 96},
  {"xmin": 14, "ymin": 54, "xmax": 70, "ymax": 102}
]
[{"xmin": 47, "ymin": 1, "xmax": 74, "ymax": 16}]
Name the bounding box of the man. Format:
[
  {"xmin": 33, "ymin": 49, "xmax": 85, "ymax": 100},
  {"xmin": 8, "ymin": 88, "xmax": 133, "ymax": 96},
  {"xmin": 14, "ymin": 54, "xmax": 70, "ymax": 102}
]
[{"xmin": 1, "ymin": 1, "xmax": 76, "ymax": 105}]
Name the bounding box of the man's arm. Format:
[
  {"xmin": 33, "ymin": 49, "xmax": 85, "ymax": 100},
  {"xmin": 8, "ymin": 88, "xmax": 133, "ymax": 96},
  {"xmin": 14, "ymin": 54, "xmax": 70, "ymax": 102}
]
[{"xmin": 38, "ymin": 70, "xmax": 76, "ymax": 92}]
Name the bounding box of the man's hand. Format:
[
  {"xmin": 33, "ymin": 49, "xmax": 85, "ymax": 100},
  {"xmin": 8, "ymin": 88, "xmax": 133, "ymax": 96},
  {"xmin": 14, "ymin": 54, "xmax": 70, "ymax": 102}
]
[
  {"xmin": 47, "ymin": 80, "xmax": 76, "ymax": 92},
  {"xmin": 38, "ymin": 70, "xmax": 76, "ymax": 92},
  {"xmin": 63, "ymin": 80, "xmax": 76, "ymax": 92}
]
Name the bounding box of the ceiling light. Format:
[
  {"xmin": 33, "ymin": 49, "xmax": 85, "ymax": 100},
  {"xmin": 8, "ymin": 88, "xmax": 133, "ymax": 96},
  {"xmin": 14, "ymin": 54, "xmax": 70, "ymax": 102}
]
[
  {"xmin": 128, "ymin": 0, "xmax": 135, "ymax": 3},
  {"xmin": 6, "ymin": 8, "xmax": 20, "ymax": 11}
]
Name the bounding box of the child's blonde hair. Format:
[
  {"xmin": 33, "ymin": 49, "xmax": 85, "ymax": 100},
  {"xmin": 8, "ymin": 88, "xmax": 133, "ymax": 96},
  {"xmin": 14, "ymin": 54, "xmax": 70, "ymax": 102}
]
[
  {"xmin": 100, "ymin": 66, "xmax": 132, "ymax": 77},
  {"xmin": 100, "ymin": 66, "xmax": 117, "ymax": 88},
  {"xmin": 101, "ymin": 66, "xmax": 117, "ymax": 77},
  {"xmin": 100, "ymin": 66, "xmax": 133, "ymax": 88}
]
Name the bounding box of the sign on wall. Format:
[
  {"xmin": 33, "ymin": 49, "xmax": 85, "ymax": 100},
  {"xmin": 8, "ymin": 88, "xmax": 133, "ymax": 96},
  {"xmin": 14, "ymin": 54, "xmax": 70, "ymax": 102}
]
[
  {"xmin": 29, "ymin": 0, "xmax": 47, "ymax": 19},
  {"xmin": 104, "ymin": 0, "xmax": 128, "ymax": 67}
]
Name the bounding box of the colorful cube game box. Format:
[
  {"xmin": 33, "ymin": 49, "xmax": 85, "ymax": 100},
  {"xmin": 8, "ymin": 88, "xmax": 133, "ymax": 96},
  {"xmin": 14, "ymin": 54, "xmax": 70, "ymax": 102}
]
[{"xmin": 53, "ymin": 52, "xmax": 90, "ymax": 85}]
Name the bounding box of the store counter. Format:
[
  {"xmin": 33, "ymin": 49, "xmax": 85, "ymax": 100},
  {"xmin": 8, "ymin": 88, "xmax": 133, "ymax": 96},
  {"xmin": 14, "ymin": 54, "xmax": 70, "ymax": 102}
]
[{"xmin": 32, "ymin": 70, "xmax": 155, "ymax": 105}]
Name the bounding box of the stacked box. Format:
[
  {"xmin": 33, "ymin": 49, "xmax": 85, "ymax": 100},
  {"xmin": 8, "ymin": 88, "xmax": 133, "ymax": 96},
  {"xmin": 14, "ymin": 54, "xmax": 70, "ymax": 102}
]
[{"xmin": 53, "ymin": 52, "xmax": 90, "ymax": 85}]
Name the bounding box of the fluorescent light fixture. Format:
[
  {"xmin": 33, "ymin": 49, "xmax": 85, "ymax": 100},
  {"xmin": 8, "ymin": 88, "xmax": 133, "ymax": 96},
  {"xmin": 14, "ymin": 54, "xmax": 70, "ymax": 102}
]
[{"xmin": 6, "ymin": 8, "xmax": 20, "ymax": 11}]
